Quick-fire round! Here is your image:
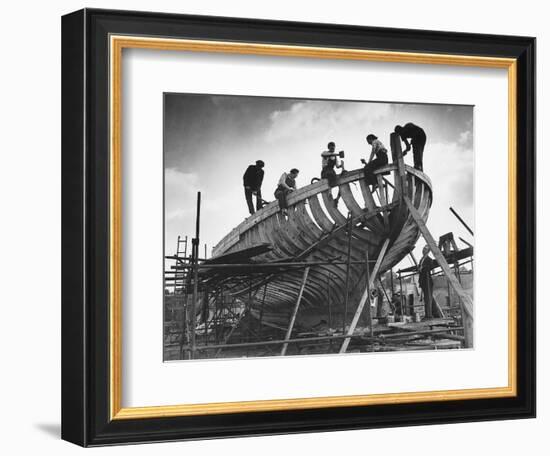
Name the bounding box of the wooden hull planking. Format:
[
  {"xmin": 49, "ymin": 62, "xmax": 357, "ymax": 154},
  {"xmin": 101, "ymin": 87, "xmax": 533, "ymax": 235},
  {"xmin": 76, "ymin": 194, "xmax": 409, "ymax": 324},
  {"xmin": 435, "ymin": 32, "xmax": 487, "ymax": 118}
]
[{"xmin": 209, "ymin": 165, "xmax": 432, "ymax": 329}]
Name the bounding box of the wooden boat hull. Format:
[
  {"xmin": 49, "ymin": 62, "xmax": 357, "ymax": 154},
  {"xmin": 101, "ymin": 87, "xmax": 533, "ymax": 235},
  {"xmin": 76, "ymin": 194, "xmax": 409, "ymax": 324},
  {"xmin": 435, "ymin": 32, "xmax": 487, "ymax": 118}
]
[{"xmin": 208, "ymin": 163, "xmax": 433, "ymax": 331}]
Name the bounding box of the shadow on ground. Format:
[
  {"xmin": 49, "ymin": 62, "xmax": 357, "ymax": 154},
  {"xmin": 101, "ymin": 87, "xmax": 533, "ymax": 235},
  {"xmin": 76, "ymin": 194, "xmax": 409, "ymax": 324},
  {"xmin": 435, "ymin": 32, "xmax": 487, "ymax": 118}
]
[{"xmin": 35, "ymin": 423, "xmax": 60, "ymax": 439}]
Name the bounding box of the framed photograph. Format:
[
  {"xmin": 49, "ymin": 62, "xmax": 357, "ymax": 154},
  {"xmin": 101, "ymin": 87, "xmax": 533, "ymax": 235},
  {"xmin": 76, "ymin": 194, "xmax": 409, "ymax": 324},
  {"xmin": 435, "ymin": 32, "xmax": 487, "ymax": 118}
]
[{"xmin": 61, "ymin": 8, "xmax": 535, "ymax": 446}]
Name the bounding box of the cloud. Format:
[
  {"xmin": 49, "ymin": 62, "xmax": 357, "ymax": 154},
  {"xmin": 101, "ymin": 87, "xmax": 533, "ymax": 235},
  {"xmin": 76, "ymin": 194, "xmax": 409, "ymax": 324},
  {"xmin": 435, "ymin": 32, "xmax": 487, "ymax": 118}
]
[
  {"xmin": 458, "ymin": 130, "xmax": 473, "ymax": 147},
  {"xmin": 426, "ymin": 141, "xmax": 473, "ymax": 195},
  {"xmin": 264, "ymin": 100, "xmax": 392, "ymax": 143},
  {"xmin": 164, "ymin": 167, "xmax": 240, "ymax": 256},
  {"xmin": 164, "ymin": 168, "xmax": 199, "ymax": 222},
  {"xmin": 425, "ymin": 141, "xmax": 474, "ymax": 224}
]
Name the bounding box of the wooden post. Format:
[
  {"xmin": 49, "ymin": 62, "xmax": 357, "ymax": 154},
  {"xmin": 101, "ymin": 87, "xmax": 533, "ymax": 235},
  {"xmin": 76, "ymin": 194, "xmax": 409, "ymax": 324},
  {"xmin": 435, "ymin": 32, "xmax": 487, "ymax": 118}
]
[
  {"xmin": 247, "ymin": 277, "xmax": 253, "ymax": 346},
  {"xmin": 365, "ymin": 250, "xmax": 374, "ymax": 340},
  {"xmin": 390, "ymin": 131, "xmax": 408, "ymax": 194},
  {"xmin": 327, "ymin": 272, "xmax": 333, "ymax": 350},
  {"xmin": 215, "ymin": 286, "xmax": 221, "ymax": 345},
  {"xmin": 327, "ymin": 272, "xmax": 332, "ymax": 328},
  {"xmin": 376, "ymin": 174, "xmax": 389, "ymax": 228},
  {"xmin": 343, "ymin": 213, "xmax": 353, "ymax": 332},
  {"xmin": 180, "ymin": 294, "xmax": 189, "ymax": 359},
  {"xmin": 258, "ymin": 283, "xmax": 267, "ymax": 337},
  {"xmin": 407, "ymin": 294, "xmax": 414, "ymax": 316},
  {"xmin": 449, "ymin": 206, "xmax": 474, "ymax": 236},
  {"xmin": 281, "ymin": 267, "xmax": 310, "ymax": 356},
  {"xmin": 377, "ymin": 277, "xmax": 392, "ymax": 315},
  {"xmin": 398, "ymin": 272, "xmax": 405, "ymax": 316},
  {"xmin": 340, "ymin": 238, "xmax": 390, "ymax": 353},
  {"xmin": 190, "ymin": 192, "xmax": 201, "ymax": 359},
  {"xmin": 203, "ymin": 285, "xmax": 209, "ymax": 345},
  {"xmin": 190, "ymin": 259, "xmax": 198, "ymax": 359},
  {"xmin": 403, "ymin": 197, "xmax": 473, "ymax": 348}
]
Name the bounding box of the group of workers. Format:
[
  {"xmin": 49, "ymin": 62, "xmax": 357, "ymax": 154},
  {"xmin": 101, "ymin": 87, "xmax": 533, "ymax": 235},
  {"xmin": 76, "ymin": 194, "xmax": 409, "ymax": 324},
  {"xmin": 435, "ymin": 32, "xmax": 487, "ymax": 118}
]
[{"xmin": 243, "ymin": 122, "xmax": 426, "ymax": 216}]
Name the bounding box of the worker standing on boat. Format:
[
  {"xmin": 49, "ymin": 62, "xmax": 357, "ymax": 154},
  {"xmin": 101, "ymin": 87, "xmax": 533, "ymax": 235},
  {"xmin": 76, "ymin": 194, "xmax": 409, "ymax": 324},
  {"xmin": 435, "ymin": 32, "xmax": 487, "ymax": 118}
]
[
  {"xmin": 361, "ymin": 134, "xmax": 388, "ymax": 188},
  {"xmin": 394, "ymin": 123, "xmax": 427, "ymax": 171},
  {"xmin": 274, "ymin": 168, "xmax": 299, "ymax": 216},
  {"xmin": 418, "ymin": 245, "xmax": 442, "ymax": 319},
  {"xmin": 321, "ymin": 142, "xmax": 344, "ymax": 187},
  {"xmin": 243, "ymin": 160, "xmax": 265, "ymax": 215}
]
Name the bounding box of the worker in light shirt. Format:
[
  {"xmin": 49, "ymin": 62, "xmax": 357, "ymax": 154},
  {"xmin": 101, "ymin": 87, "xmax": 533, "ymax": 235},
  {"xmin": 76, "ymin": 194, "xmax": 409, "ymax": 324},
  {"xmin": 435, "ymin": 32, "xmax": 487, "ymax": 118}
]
[
  {"xmin": 274, "ymin": 168, "xmax": 299, "ymax": 216},
  {"xmin": 362, "ymin": 134, "xmax": 388, "ymax": 189},
  {"xmin": 320, "ymin": 141, "xmax": 344, "ymax": 187}
]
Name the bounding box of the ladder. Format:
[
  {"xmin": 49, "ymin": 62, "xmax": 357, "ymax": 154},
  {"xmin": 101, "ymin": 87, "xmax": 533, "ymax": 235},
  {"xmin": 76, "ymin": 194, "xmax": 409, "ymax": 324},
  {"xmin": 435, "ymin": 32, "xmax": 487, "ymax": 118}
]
[{"xmin": 174, "ymin": 235, "xmax": 188, "ymax": 294}]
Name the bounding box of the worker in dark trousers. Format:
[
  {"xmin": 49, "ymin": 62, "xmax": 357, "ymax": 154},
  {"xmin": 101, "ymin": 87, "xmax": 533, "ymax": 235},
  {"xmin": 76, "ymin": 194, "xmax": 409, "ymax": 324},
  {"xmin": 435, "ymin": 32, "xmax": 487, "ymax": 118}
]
[
  {"xmin": 361, "ymin": 133, "xmax": 388, "ymax": 188},
  {"xmin": 243, "ymin": 160, "xmax": 265, "ymax": 215},
  {"xmin": 418, "ymin": 245, "xmax": 441, "ymax": 319},
  {"xmin": 394, "ymin": 123, "xmax": 427, "ymax": 171}
]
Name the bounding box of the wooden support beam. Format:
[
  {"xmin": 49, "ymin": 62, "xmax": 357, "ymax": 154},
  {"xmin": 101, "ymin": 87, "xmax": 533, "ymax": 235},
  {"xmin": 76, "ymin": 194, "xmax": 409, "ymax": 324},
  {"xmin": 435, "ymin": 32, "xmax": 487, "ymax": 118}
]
[
  {"xmin": 405, "ymin": 253, "xmax": 421, "ymax": 296},
  {"xmin": 381, "ymin": 327, "xmax": 464, "ymax": 340},
  {"xmin": 258, "ymin": 283, "xmax": 267, "ymax": 337},
  {"xmin": 450, "ymin": 206, "xmax": 474, "ymax": 236},
  {"xmin": 171, "ymin": 259, "xmax": 376, "ymax": 270},
  {"xmin": 186, "ymin": 331, "xmax": 377, "ymax": 352},
  {"xmin": 340, "ymin": 238, "xmax": 390, "ymax": 353},
  {"xmin": 403, "ymin": 197, "xmax": 473, "ymax": 348},
  {"xmin": 376, "ymin": 174, "xmax": 389, "ymax": 229},
  {"xmin": 281, "ymin": 267, "xmax": 310, "ymax": 356},
  {"xmin": 434, "ymin": 296, "xmax": 446, "ymax": 319},
  {"xmin": 390, "ymin": 131, "xmax": 408, "ymax": 195},
  {"xmin": 459, "ymin": 236, "xmax": 473, "ymax": 249},
  {"xmin": 343, "ymin": 214, "xmax": 353, "ymax": 332}
]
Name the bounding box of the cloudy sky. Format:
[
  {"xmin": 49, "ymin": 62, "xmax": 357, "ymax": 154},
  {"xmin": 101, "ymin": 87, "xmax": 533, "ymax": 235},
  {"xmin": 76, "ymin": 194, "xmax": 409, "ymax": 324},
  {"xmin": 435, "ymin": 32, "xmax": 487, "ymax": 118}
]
[{"xmin": 164, "ymin": 93, "xmax": 473, "ymax": 267}]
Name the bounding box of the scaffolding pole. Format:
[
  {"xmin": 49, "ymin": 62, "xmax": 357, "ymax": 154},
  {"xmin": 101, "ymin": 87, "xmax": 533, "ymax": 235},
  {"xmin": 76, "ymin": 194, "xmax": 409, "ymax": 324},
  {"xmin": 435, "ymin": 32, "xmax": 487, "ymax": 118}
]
[
  {"xmin": 189, "ymin": 191, "xmax": 201, "ymax": 359},
  {"xmin": 343, "ymin": 213, "xmax": 353, "ymax": 333},
  {"xmin": 449, "ymin": 206, "xmax": 474, "ymax": 236},
  {"xmin": 281, "ymin": 267, "xmax": 310, "ymax": 356}
]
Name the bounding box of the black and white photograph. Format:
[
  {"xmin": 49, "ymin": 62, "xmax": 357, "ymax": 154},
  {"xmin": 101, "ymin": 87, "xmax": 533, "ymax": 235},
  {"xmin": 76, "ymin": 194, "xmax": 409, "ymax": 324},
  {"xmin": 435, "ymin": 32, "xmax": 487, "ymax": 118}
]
[
  {"xmin": 163, "ymin": 93, "xmax": 474, "ymax": 361},
  {"xmin": 0, "ymin": 0, "xmax": 541, "ymax": 452}
]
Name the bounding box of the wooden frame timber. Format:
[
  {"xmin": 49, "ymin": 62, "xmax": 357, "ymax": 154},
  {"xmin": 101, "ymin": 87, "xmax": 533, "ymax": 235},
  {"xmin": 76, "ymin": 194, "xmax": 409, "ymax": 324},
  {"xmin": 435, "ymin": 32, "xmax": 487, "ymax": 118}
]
[{"xmin": 62, "ymin": 8, "xmax": 535, "ymax": 446}]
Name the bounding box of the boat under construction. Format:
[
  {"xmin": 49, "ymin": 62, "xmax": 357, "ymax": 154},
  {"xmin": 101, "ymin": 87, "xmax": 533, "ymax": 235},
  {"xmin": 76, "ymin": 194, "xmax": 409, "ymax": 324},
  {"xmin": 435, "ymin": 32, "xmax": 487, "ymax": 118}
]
[{"xmin": 164, "ymin": 133, "xmax": 474, "ymax": 360}]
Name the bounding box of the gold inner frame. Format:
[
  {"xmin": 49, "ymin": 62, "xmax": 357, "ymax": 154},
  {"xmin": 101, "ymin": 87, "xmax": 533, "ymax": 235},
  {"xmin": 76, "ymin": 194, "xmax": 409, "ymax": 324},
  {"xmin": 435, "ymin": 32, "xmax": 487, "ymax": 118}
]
[{"xmin": 109, "ymin": 35, "xmax": 517, "ymax": 420}]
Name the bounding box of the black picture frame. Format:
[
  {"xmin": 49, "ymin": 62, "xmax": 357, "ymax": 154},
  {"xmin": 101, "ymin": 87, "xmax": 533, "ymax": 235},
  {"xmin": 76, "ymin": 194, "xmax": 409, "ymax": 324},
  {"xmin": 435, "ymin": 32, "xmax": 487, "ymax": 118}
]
[{"xmin": 62, "ymin": 8, "xmax": 535, "ymax": 447}]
